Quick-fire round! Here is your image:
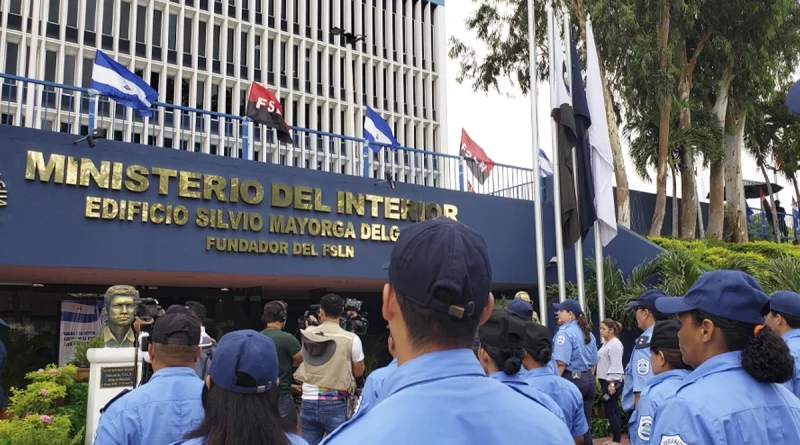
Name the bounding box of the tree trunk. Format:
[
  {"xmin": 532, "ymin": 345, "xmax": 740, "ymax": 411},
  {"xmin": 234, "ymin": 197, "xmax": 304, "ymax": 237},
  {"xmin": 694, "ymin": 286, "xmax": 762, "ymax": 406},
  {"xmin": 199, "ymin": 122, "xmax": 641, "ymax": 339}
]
[
  {"xmin": 649, "ymin": 3, "xmax": 671, "ymax": 237},
  {"xmin": 671, "ymin": 164, "xmax": 679, "ymax": 238},
  {"xmin": 723, "ymin": 110, "xmax": 748, "ymax": 242},
  {"xmin": 571, "ymin": 0, "xmax": 631, "ymax": 229},
  {"xmin": 707, "ymin": 57, "xmax": 734, "ymax": 239},
  {"xmin": 761, "ymin": 163, "xmax": 781, "ymax": 243},
  {"xmin": 696, "ymin": 169, "xmax": 705, "ymax": 239}
]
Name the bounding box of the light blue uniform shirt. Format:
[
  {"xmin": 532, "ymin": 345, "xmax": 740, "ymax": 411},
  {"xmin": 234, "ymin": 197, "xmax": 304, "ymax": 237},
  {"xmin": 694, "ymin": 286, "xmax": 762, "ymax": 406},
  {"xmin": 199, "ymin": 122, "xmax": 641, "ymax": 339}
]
[
  {"xmin": 94, "ymin": 367, "xmax": 205, "ymax": 445},
  {"xmin": 553, "ymin": 321, "xmax": 593, "ymax": 372},
  {"xmin": 320, "ymin": 349, "xmax": 574, "ymax": 445},
  {"xmin": 546, "ymin": 356, "xmax": 559, "ymax": 375},
  {"xmin": 173, "ymin": 432, "xmax": 308, "ymax": 445},
  {"xmin": 782, "ymin": 329, "xmax": 800, "ymax": 398},
  {"xmin": 622, "ymin": 324, "xmax": 654, "ymax": 412},
  {"xmin": 358, "ymin": 358, "xmax": 398, "ymax": 413},
  {"xmin": 651, "ymin": 351, "xmax": 800, "ymax": 445},
  {"xmin": 488, "ymin": 371, "xmax": 567, "ymax": 425},
  {"xmin": 525, "ymin": 367, "xmax": 590, "ymax": 437},
  {"xmin": 628, "ymin": 368, "xmax": 689, "ymax": 445},
  {"xmin": 584, "ymin": 332, "xmax": 599, "ymax": 366}
]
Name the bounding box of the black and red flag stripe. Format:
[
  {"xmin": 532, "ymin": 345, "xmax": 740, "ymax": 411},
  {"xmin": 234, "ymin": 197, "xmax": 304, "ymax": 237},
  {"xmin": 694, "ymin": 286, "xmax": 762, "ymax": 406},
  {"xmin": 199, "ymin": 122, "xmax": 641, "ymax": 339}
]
[{"xmin": 245, "ymin": 82, "xmax": 293, "ymax": 144}]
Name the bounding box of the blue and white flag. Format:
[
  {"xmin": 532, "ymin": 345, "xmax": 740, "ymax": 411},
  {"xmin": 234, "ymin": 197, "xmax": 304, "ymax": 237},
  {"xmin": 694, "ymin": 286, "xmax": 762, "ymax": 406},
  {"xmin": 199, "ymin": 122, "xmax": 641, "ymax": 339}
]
[
  {"xmin": 364, "ymin": 106, "xmax": 400, "ymax": 153},
  {"xmin": 91, "ymin": 51, "xmax": 158, "ymax": 117},
  {"xmin": 539, "ymin": 149, "xmax": 554, "ymax": 178},
  {"xmin": 58, "ymin": 300, "xmax": 104, "ymax": 366}
]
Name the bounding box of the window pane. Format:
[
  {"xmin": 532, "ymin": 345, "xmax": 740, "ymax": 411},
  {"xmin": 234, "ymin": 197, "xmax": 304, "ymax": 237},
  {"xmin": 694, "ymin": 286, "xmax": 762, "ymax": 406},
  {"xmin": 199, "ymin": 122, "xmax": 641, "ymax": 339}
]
[
  {"xmin": 44, "ymin": 51, "xmax": 57, "ymax": 82},
  {"xmin": 213, "ymin": 25, "xmax": 221, "ymax": 60},
  {"xmin": 196, "ymin": 80, "xmax": 205, "ymax": 108},
  {"xmin": 136, "ymin": 6, "xmax": 146, "ymax": 43},
  {"xmin": 241, "ymin": 31, "xmax": 248, "ymax": 65},
  {"xmin": 102, "ymin": 0, "xmax": 113, "ymax": 35},
  {"xmin": 48, "ymin": 0, "xmax": 59, "ymax": 23},
  {"xmin": 67, "ymin": 0, "xmax": 78, "ymax": 26},
  {"xmin": 153, "ymin": 10, "xmax": 162, "ymax": 46},
  {"xmin": 82, "ymin": 57, "xmax": 93, "ymax": 87},
  {"xmin": 3, "ymin": 42, "xmax": 19, "ymax": 75},
  {"xmin": 10, "ymin": 0, "xmax": 22, "ymax": 14},
  {"xmin": 227, "ymin": 28, "xmax": 234, "ymax": 62},
  {"xmin": 184, "ymin": 17, "xmax": 192, "ymax": 54},
  {"xmin": 85, "ymin": 0, "xmax": 96, "ymax": 31},
  {"xmin": 63, "ymin": 54, "xmax": 76, "ymax": 85},
  {"xmin": 168, "ymin": 14, "xmax": 177, "ymax": 50},
  {"xmin": 119, "ymin": 2, "xmax": 130, "ymax": 39},
  {"xmin": 198, "ymin": 21, "xmax": 207, "ymax": 56}
]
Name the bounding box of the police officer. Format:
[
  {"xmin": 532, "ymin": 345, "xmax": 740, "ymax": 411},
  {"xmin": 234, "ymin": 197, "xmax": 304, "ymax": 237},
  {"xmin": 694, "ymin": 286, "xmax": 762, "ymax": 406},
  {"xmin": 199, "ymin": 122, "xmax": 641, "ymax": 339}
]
[
  {"xmin": 522, "ymin": 321, "xmax": 589, "ymax": 444},
  {"xmin": 623, "ymin": 290, "xmax": 667, "ymax": 413},
  {"xmin": 650, "ymin": 270, "xmax": 800, "ymax": 444},
  {"xmin": 320, "ymin": 218, "xmax": 574, "ymax": 445},
  {"xmin": 95, "ymin": 313, "xmax": 206, "ymax": 444},
  {"xmin": 552, "ymin": 298, "xmax": 597, "ymax": 445},
  {"xmin": 627, "ymin": 320, "xmax": 690, "ymax": 445},
  {"xmin": 477, "ymin": 308, "xmax": 568, "ymax": 426},
  {"xmin": 357, "ymin": 329, "xmax": 398, "ymax": 413},
  {"xmin": 763, "ymin": 290, "xmax": 800, "ymax": 397}
]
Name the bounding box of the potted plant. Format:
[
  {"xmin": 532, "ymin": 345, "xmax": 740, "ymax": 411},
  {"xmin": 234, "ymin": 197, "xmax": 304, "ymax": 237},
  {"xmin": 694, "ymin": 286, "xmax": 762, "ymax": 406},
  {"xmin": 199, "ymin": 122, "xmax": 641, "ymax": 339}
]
[{"xmin": 69, "ymin": 335, "xmax": 104, "ymax": 382}]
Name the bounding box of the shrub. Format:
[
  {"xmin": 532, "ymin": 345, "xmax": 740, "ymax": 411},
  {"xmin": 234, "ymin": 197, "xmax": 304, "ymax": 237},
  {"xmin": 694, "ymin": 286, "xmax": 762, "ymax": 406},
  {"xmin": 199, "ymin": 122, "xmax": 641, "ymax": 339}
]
[
  {"xmin": 7, "ymin": 382, "xmax": 67, "ymax": 417},
  {"xmin": 56, "ymin": 382, "xmax": 89, "ymax": 440},
  {"xmin": 0, "ymin": 414, "xmax": 79, "ymax": 445},
  {"xmin": 25, "ymin": 365, "xmax": 76, "ymax": 388}
]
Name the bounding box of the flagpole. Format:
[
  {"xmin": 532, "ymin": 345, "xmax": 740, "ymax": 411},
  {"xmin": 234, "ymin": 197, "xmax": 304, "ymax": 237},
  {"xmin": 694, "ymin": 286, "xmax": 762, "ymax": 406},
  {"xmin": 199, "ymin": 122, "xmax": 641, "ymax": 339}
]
[
  {"xmin": 563, "ymin": 15, "xmax": 587, "ymax": 312},
  {"xmin": 547, "ymin": 4, "xmax": 567, "ymax": 302},
  {"xmin": 527, "ymin": 0, "xmax": 548, "ymax": 325}
]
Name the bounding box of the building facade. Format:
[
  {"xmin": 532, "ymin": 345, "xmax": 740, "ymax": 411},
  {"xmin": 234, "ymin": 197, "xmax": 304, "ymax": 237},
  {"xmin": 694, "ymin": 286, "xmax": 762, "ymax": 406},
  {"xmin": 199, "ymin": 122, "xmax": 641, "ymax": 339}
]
[{"xmin": 0, "ymin": 0, "xmax": 447, "ymax": 157}]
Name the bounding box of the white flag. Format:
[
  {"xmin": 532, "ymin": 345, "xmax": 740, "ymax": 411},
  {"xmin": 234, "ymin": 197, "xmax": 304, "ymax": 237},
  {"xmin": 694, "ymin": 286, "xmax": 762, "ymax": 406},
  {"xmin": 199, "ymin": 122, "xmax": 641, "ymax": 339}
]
[{"xmin": 586, "ymin": 19, "xmax": 618, "ymax": 246}]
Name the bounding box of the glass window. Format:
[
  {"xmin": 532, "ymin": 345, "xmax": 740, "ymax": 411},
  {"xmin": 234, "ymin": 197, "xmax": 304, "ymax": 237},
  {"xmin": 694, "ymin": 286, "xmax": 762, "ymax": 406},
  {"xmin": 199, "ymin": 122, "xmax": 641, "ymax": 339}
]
[
  {"xmin": 168, "ymin": 14, "xmax": 178, "ymax": 50},
  {"xmin": 81, "ymin": 57, "xmax": 93, "ymax": 87},
  {"xmin": 227, "ymin": 28, "xmax": 234, "ymax": 63},
  {"xmin": 48, "ymin": 0, "xmax": 59, "ymax": 23},
  {"xmin": 136, "ymin": 6, "xmax": 146, "ymax": 43},
  {"xmin": 198, "ymin": 21, "xmax": 207, "ymax": 56},
  {"xmin": 3, "ymin": 42, "xmax": 19, "ymax": 75},
  {"xmin": 241, "ymin": 31, "xmax": 248, "ymax": 66},
  {"xmin": 66, "ymin": 0, "xmax": 78, "ymax": 27},
  {"xmin": 196, "ymin": 80, "xmax": 205, "ymax": 109},
  {"xmin": 9, "ymin": 0, "xmax": 22, "ymax": 14},
  {"xmin": 44, "ymin": 51, "xmax": 57, "ymax": 82},
  {"xmin": 254, "ymin": 35, "xmax": 261, "ymax": 69},
  {"xmin": 211, "ymin": 84, "xmax": 219, "ymax": 111},
  {"xmin": 119, "ymin": 2, "xmax": 130, "ymax": 39},
  {"xmin": 213, "ymin": 25, "xmax": 221, "ymax": 60},
  {"xmin": 153, "ymin": 10, "xmax": 163, "ymax": 46},
  {"xmin": 84, "ymin": 0, "xmax": 96, "ymax": 31},
  {"xmin": 63, "ymin": 54, "xmax": 76, "ymax": 85},
  {"xmin": 184, "ymin": 17, "xmax": 192, "ymax": 54},
  {"xmin": 166, "ymin": 76, "xmax": 175, "ymax": 104},
  {"xmin": 280, "ymin": 41, "xmax": 286, "ymax": 74},
  {"xmin": 102, "ymin": 0, "xmax": 113, "ymax": 35},
  {"xmin": 267, "ymin": 38, "xmax": 274, "ymax": 71},
  {"xmin": 292, "ymin": 44, "xmax": 298, "ymax": 78}
]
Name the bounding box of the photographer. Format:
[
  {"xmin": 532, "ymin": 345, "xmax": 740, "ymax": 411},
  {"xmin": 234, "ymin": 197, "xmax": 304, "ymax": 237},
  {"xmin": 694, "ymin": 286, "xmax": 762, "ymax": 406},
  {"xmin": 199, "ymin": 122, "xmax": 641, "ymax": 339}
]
[
  {"xmin": 94, "ymin": 313, "xmax": 205, "ymax": 444},
  {"xmin": 294, "ymin": 294, "xmax": 365, "ymax": 445}
]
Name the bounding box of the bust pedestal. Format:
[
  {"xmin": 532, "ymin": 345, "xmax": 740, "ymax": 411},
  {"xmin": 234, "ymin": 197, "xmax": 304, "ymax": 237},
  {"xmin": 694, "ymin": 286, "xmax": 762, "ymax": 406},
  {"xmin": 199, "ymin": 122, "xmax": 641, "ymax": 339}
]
[{"xmin": 85, "ymin": 347, "xmax": 141, "ymax": 445}]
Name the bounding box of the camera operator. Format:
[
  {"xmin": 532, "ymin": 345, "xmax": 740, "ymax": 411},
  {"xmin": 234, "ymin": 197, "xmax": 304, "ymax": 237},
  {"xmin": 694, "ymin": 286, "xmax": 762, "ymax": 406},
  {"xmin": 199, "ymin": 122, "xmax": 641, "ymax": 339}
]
[
  {"xmin": 294, "ymin": 294, "xmax": 365, "ymax": 445},
  {"xmin": 261, "ymin": 300, "xmax": 304, "ymax": 432},
  {"xmin": 94, "ymin": 313, "xmax": 206, "ymax": 445},
  {"xmin": 186, "ymin": 301, "xmax": 216, "ymax": 380}
]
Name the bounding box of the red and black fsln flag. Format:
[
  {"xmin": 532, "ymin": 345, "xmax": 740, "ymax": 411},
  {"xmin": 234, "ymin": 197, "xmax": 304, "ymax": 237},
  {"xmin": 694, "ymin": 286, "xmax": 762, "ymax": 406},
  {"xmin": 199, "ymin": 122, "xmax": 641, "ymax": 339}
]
[{"xmin": 246, "ymin": 82, "xmax": 293, "ymax": 144}]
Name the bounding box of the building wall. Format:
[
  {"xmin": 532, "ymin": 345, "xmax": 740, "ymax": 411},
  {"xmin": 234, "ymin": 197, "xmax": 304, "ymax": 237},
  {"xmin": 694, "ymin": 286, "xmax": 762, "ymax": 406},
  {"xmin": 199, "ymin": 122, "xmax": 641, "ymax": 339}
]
[{"xmin": 0, "ymin": 0, "xmax": 444, "ymax": 151}]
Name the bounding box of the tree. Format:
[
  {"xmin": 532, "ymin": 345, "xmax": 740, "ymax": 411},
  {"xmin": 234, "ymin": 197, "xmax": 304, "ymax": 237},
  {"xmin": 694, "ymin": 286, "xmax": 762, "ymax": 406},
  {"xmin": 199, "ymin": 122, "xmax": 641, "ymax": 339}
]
[{"xmin": 448, "ymin": 0, "xmax": 633, "ymax": 228}]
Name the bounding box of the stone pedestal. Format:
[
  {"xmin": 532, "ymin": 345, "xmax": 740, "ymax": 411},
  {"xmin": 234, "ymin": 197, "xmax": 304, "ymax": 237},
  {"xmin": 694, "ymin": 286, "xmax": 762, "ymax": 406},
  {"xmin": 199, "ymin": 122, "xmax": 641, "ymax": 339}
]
[{"xmin": 85, "ymin": 347, "xmax": 141, "ymax": 445}]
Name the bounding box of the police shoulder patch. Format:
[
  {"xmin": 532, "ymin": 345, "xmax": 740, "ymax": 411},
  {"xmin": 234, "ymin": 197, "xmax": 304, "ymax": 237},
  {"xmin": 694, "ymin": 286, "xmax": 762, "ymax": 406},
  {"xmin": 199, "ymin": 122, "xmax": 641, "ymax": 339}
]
[
  {"xmin": 659, "ymin": 435, "xmax": 689, "ymax": 445},
  {"xmin": 556, "ymin": 335, "xmax": 566, "ymax": 346},
  {"xmin": 637, "ymin": 415, "xmax": 653, "ymax": 441},
  {"xmin": 636, "ymin": 358, "xmax": 650, "ymax": 375},
  {"xmin": 635, "ymin": 335, "xmax": 650, "ymax": 349}
]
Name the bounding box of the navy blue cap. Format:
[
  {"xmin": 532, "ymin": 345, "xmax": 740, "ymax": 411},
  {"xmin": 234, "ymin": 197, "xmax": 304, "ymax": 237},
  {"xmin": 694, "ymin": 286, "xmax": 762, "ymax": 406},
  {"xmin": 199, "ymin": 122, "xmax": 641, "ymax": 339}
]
[
  {"xmin": 508, "ymin": 299, "xmax": 534, "ymax": 319},
  {"xmin": 762, "ymin": 291, "xmax": 800, "ymax": 318},
  {"xmin": 654, "ymin": 270, "xmax": 768, "ymax": 325},
  {"xmin": 209, "ymin": 329, "xmax": 279, "ymax": 394},
  {"xmin": 479, "ymin": 309, "xmax": 526, "ymax": 349},
  {"xmin": 553, "ymin": 299, "xmax": 582, "ymax": 316},
  {"xmin": 387, "ymin": 218, "xmax": 492, "ymax": 320},
  {"xmin": 627, "ymin": 289, "xmax": 667, "ymax": 311},
  {"xmin": 647, "ymin": 320, "xmax": 681, "ymax": 350}
]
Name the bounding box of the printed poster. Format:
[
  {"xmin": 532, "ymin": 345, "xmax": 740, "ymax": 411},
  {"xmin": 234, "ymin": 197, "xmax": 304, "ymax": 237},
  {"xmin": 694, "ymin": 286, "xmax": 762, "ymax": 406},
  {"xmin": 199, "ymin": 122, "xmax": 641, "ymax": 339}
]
[{"xmin": 58, "ymin": 300, "xmax": 104, "ymax": 366}]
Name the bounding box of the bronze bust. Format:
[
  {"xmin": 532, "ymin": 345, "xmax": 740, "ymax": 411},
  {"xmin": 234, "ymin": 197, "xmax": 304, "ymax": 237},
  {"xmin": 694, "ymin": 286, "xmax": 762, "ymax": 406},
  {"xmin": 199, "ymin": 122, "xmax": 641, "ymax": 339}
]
[{"xmin": 102, "ymin": 285, "xmax": 138, "ymax": 348}]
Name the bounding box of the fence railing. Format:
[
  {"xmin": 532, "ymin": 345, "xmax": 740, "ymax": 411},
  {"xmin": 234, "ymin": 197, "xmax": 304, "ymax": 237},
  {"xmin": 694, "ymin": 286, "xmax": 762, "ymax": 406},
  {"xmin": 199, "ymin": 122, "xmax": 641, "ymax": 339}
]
[
  {"xmin": 0, "ymin": 73, "xmax": 538, "ymax": 200},
  {"xmin": 748, "ymin": 209, "xmax": 800, "ymax": 241}
]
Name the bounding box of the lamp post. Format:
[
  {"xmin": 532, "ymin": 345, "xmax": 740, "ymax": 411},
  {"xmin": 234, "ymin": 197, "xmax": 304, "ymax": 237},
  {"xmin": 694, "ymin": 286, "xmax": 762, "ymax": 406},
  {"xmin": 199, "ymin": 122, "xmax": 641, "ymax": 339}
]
[{"xmin": 330, "ymin": 27, "xmax": 366, "ymax": 176}]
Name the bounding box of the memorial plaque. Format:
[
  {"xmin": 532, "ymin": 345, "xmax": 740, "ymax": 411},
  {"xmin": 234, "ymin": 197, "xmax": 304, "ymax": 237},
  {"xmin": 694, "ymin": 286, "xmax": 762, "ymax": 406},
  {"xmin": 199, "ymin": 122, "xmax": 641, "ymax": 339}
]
[{"xmin": 99, "ymin": 366, "xmax": 136, "ymax": 388}]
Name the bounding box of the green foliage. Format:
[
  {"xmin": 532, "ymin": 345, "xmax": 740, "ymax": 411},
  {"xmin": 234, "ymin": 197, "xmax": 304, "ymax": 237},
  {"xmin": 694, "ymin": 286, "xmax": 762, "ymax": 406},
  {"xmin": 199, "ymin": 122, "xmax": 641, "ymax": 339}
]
[
  {"xmin": 25, "ymin": 365, "xmax": 77, "ymax": 388},
  {"xmin": 0, "ymin": 329, "xmax": 58, "ymax": 395},
  {"xmin": 55, "ymin": 382, "xmax": 89, "ymax": 440},
  {"xmin": 7, "ymin": 382, "xmax": 67, "ymax": 417},
  {"xmin": 759, "ymin": 255, "xmax": 800, "ymax": 295},
  {"xmin": 70, "ymin": 335, "xmax": 104, "ymax": 368},
  {"xmin": 0, "ymin": 414, "xmax": 78, "ymax": 445}
]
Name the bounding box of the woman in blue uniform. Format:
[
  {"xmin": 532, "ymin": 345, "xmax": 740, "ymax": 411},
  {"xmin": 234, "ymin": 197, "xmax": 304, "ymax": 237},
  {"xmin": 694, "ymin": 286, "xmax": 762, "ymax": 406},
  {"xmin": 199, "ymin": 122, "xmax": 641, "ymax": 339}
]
[
  {"xmin": 627, "ymin": 319, "xmax": 690, "ymax": 445},
  {"xmin": 477, "ymin": 309, "xmax": 569, "ymax": 427},
  {"xmin": 552, "ymin": 299, "xmax": 597, "ymax": 445},
  {"xmin": 651, "ymin": 270, "xmax": 800, "ymax": 445},
  {"xmin": 522, "ymin": 321, "xmax": 590, "ymax": 444}
]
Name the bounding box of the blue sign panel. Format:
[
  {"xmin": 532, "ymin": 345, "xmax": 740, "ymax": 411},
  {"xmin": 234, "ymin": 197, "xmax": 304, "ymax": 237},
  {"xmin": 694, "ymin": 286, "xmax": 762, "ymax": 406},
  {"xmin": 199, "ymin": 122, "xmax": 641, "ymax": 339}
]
[{"xmin": 0, "ymin": 127, "xmax": 539, "ymax": 285}]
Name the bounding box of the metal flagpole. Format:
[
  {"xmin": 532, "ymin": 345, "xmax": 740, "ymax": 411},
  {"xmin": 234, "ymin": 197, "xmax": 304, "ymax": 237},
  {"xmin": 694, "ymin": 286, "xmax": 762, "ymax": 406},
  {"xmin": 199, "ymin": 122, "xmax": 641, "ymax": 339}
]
[
  {"xmin": 595, "ymin": 221, "xmax": 605, "ymax": 320},
  {"xmin": 563, "ymin": 13, "xmax": 586, "ymax": 311},
  {"xmin": 527, "ymin": 0, "xmax": 548, "ymax": 326},
  {"xmin": 547, "ymin": 5, "xmax": 566, "ymax": 302}
]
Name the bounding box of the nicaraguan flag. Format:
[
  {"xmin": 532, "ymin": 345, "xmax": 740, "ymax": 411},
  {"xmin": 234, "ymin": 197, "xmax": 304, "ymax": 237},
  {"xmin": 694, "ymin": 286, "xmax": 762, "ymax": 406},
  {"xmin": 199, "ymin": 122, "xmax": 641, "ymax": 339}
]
[
  {"xmin": 364, "ymin": 106, "xmax": 400, "ymax": 153},
  {"xmin": 539, "ymin": 149, "xmax": 554, "ymax": 178},
  {"xmin": 91, "ymin": 51, "xmax": 158, "ymax": 117}
]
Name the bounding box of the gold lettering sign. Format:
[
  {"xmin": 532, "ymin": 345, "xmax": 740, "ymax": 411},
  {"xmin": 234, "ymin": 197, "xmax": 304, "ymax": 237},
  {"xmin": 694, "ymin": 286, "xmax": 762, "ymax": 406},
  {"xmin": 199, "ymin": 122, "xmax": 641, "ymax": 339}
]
[
  {"xmin": 0, "ymin": 173, "xmax": 7, "ymax": 208},
  {"xmin": 28, "ymin": 150, "xmax": 464, "ymax": 261}
]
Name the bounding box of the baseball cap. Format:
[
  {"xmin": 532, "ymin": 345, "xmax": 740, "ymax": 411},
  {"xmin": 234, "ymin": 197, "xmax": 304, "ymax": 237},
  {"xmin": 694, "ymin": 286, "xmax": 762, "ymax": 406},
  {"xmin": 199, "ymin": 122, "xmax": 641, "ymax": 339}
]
[
  {"xmin": 478, "ymin": 309, "xmax": 526, "ymax": 349},
  {"xmin": 626, "ymin": 289, "xmax": 667, "ymax": 311},
  {"xmin": 762, "ymin": 290, "xmax": 800, "ymax": 318},
  {"xmin": 655, "ymin": 270, "xmax": 768, "ymax": 325},
  {"xmin": 552, "ymin": 299, "xmax": 582, "ymax": 316},
  {"xmin": 151, "ymin": 313, "xmax": 201, "ymax": 345},
  {"xmin": 648, "ymin": 320, "xmax": 681, "ymax": 350},
  {"xmin": 209, "ymin": 330, "xmax": 278, "ymax": 394},
  {"xmin": 508, "ymin": 299, "xmax": 534, "ymax": 319},
  {"xmin": 386, "ymin": 218, "xmax": 492, "ymax": 320},
  {"xmin": 523, "ymin": 321, "xmax": 552, "ymax": 357}
]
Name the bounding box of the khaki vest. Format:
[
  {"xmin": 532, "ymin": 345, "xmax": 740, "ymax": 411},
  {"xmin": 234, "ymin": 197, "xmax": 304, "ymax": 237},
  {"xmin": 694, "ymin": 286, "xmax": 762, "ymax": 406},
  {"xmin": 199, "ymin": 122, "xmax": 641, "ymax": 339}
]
[{"xmin": 294, "ymin": 322, "xmax": 357, "ymax": 394}]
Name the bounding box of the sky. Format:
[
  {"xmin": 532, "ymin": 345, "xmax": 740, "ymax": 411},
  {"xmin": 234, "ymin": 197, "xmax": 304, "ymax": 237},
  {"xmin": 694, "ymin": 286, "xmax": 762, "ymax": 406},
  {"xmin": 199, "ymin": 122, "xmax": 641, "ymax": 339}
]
[{"xmin": 443, "ymin": 3, "xmax": 797, "ymax": 209}]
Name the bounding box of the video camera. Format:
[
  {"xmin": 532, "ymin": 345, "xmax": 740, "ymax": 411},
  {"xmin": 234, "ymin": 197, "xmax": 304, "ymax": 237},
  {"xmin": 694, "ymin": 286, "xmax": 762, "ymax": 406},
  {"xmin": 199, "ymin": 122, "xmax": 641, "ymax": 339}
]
[
  {"xmin": 298, "ymin": 298, "xmax": 369, "ymax": 335},
  {"xmin": 133, "ymin": 297, "xmax": 162, "ymax": 386}
]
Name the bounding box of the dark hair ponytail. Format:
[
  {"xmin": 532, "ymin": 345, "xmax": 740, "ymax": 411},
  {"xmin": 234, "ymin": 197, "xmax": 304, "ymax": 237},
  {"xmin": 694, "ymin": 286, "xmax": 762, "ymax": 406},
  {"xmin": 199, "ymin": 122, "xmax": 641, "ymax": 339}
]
[
  {"xmin": 577, "ymin": 314, "xmax": 592, "ymax": 344},
  {"xmin": 529, "ymin": 341, "xmax": 553, "ymax": 364},
  {"xmin": 651, "ymin": 347, "xmax": 691, "ymax": 371},
  {"xmin": 601, "ymin": 318, "xmax": 623, "ymax": 336},
  {"xmin": 481, "ymin": 343, "xmax": 525, "ymax": 375},
  {"xmin": 692, "ymin": 310, "xmax": 794, "ymax": 383}
]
